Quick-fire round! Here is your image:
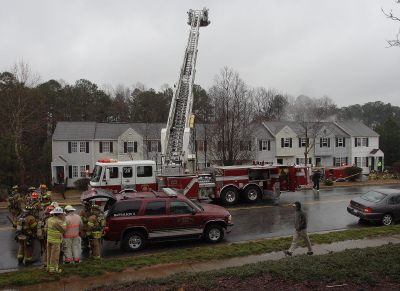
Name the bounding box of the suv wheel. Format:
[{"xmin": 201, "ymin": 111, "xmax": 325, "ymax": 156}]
[
  {"xmin": 204, "ymin": 224, "xmax": 224, "ymax": 243},
  {"xmin": 122, "ymin": 231, "xmax": 146, "ymax": 251}
]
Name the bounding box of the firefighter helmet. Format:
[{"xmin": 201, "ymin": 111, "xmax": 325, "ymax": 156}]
[
  {"xmin": 44, "ymin": 205, "xmax": 55, "ymax": 214},
  {"xmin": 12, "ymin": 185, "xmax": 19, "ymax": 190},
  {"xmin": 65, "ymin": 205, "xmax": 76, "ymax": 212},
  {"xmin": 31, "ymin": 192, "xmax": 39, "ymax": 199},
  {"xmin": 24, "ymin": 205, "xmax": 35, "ymax": 212},
  {"xmin": 50, "ymin": 207, "xmax": 65, "ymax": 214},
  {"xmin": 91, "ymin": 204, "xmax": 100, "ymax": 210},
  {"xmin": 41, "ymin": 184, "xmax": 47, "ymax": 189},
  {"xmin": 29, "ymin": 187, "xmax": 36, "ymax": 192}
]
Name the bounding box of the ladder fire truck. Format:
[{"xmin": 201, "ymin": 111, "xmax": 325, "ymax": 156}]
[
  {"xmin": 160, "ymin": 8, "xmax": 210, "ymax": 174},
  {"xmin": 90, "ymin": 159, "xmax": 309, "ymax": 205},
  {"xmin": 88, "ymin": 9, "xmax": 310, "ymax": 205}
]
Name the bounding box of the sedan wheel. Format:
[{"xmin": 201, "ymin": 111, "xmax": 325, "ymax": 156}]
[{"xmin": 381, "ymin": 213, "xmax": 394, "ymax": 226}]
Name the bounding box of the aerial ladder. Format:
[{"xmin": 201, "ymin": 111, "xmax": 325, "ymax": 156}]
[{"xmin": 161, "ymin": 8, "xmax": 210, "ymax": 174}]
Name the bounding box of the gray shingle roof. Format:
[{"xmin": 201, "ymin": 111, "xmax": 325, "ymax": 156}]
[
  {"xmin": 52, "ymin": 122, "xmax": 97, "ymax": 140},
  {"xmin": 335, "ymin": 121, "xmax": 379, "ymax": 137}
]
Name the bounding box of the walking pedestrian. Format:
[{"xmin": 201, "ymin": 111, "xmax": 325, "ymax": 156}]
[
  {"xmin": 284, "ymin": 201, "xmax": 313, "ymax": 256},
  {"xmin": 46, "ymin": 207, "xmax": 66, "ymax": 274},
  {"xmin": 63, "ymin": 205, "xmax": 83, "ymax": 264},
  {"xmin": 312, "ymin": 170, "xmax": 322, "ymax": 191}
]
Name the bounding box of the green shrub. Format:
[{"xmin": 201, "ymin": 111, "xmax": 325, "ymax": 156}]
[
  {"xmin": 324, "ymin": 179, "xmax": 334, "ymax": 186},
  {"xmin": 74, "ymin": 178, "xmax": 90, "ymax": 191},
  {"xmin": 344, "ymin": 166, "xmax": 362, "ymax": 181}
]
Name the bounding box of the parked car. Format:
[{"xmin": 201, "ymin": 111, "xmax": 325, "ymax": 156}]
[
  {"xmin": 82, "ymin": 188, "xmax": 233, "ymax": 251},
  {"xmin": 347, "ymin": 189, "xmax": 400, "ymax": 225}
]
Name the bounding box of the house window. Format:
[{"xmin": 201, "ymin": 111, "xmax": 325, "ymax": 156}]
[
  {"xmin": 334, "ymin": 157, "xmax": 347, "ymax": 166},
  {"xmin": 102, "ymin": 142, "xmax": 110, "ymax": 153},
  {"xmin": 321, "ymin": 138, "xmax": 330, "ymax": 147},
  {"xmin": 355, "ymin": 138, "xmax": 369, "ymax": 147},
  {"xmin": 79, "ymin": 166, "xmax": 87, "ymax": 178},
  {"xmin": 240, "ymin": 141, "xmax": 251, "ymax": 151},
  {"xmin": 68, "ymin": 141, "xmax": 89, "ymax": 153},
  {"xmin": 299, "ymin": 138, "xmax": 307, "ymax": 147},
  {"xmin": 71, "ymin": 142, "xmax": 78, "ymax": 153},
  {"xmin": 124, "ymin": 141, "xmax": 138, "ymax": 153},
  {"xmin": 355, "ymin": 157, "xmax": 368, "ymax": 167},
  {"xmin": 282, "ymin": 138, "xmax": 292, "ymax": 148},
  {"xmin": 337, "ymin": 138, "xmax": 345, "ymax": 147},
  {"xmin": 72, "ymin": 166, "xmax": 78, "ymax": 178},
  {"xmin": 259, "ymin": 140, "xmax": 269, "ymax": 151}
]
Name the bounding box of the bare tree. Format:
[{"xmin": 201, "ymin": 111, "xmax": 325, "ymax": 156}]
[
  {"xmin": 288, "ymin": 95, "xmax": 337, "ymax": 165},
  {"xmin": 382, "ymin": 1, "xmax": 400, "ymax": 47},
  {"xmin": 253, "ymin": 87, "xmax": 290, "ymax": 122},
  {"xmin": 208, "ymin": 67, "xmax": 256, "ymax": 166},
  {"xmin": 0, "ymin": 61, "xmax": 45, "ymax": 184}
]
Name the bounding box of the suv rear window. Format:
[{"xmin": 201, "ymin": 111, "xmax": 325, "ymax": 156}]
[
  {"xmin": 109, "ymin": 200, "xmax": 142, "ymax": 217},
  {"xmin": 145, "ymin": 200, "xmax": 166, "ymax": 215}
]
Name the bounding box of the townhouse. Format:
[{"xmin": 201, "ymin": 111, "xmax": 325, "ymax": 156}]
[{"xmin": 51, "ymin": 121, "xmax": 383, "ymax": 187}]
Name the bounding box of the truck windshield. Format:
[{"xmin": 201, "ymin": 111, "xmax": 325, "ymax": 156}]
[{"xmin": 91, "ymin": 165, "xmax": 103, "ymax": 182}]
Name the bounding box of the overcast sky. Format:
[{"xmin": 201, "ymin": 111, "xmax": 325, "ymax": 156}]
[{"xmin": 2, "ymin": 1, "xmax": 400, "ymax": 107}]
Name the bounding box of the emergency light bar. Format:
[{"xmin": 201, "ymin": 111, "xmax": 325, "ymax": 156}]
[{"xmin": 98, "ymin": 159, "xmax": 118, "ymax": 163}]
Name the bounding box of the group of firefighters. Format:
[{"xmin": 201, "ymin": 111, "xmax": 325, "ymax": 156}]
[{"xmin": 7, "ymin": 185, "xmax": 105, "ymax": 274}]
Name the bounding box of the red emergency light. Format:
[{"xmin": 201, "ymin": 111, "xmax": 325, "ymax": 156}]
[{"xmin": 98, "ymin": 159, "xmax": 118, "ymax": 163}]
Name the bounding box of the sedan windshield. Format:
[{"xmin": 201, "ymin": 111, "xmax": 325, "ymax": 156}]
[{"xmin": 361, "ymin": 191, "xmax": 387, "ymax": 203}]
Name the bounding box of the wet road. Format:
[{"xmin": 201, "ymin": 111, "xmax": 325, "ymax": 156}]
[{"xmin": 0, "ymin": 185, "xmax": 397, "ymax": 272}]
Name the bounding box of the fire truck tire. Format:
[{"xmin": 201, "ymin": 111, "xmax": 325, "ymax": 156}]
[
  {"xmin": 204, "ymin": 224, "xmax": 224, "ymax": 243},
  {"xmin": 244, "ymin": 185, "xmax": 261, "ymax": 203},
  {"xmin": 121, "ymin": 231, "xmax": 146, "ymax": 252},
  {"xmin": 220, "ymin": 187, "xmax": 239, "ymax": 205}
]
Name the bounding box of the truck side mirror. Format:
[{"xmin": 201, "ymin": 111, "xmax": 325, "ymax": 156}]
[{"xmin": 105, "ymin": 168, "xmax": 110, "ymax": 182}]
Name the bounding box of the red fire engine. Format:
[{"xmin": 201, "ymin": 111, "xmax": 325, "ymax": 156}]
[{"xmin": 89, "ymin": 159, "xmax": 310, "ymax": 206}]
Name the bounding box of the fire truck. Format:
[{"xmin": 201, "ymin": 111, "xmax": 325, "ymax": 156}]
[{"xmin": 89, "ymin": 159, "xmax": 310, "ymax": 205}]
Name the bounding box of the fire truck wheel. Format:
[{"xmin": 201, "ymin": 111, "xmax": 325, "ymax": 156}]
[
  {"xmin": 204, "ymin": 224, "xmax": 224, "ymax": 243},
  {"xmin": 244, "ymin": 185, "xmax": 261, "ymax": 203},
  {"xmin": 220, "ymin": 187, "xmax": 239, "ymax": 205},
  {"xmin": 121, "ymin": 231, "xmax": 146, "ymax": 252}
]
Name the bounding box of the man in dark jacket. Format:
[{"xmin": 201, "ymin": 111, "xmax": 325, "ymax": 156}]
[
  {"xmin": 312, "ymin": 170, "xmax": 322, "ymax": 191},
  {"xmin": 284, "ymin": 201, "xmax": 313, "ymax": 256}
]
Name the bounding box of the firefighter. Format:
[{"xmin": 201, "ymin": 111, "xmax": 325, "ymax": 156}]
[
  {"xmin": 7, "ymin": 185, "xmax": 23, "ymax": 225},
  {"xmin": 87, "ymin": 204, "xmax": 105, "ymax": 260},
  {"xmin": 46, "ymin": 207, "xmax": 66, "ymax": 274},
  {"xmin": 28, "ymin": 192, "xmax": 43, "ymax": 218},
  {"xmin": 79, "ymin": 201, "xmax": 92, "ymax": 252},
  {"xmin": 37, "ymin": 205, "xmax": 54, "ymax": 268},
  {"xmin": 15, "ymin": 205, "xmax": 38, "ymax": 265},
  {"xmin": 40, "ymin": 184, "xmax": 52, "ymax": 209},
  {"xmin": 63, "ymin": 205, "xmax": 83, "ymax": 263}
]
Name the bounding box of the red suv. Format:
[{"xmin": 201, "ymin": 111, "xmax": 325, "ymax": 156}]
[{"xmin": 83, "ymin": 188, "xmax": 233, "ymax": 251}]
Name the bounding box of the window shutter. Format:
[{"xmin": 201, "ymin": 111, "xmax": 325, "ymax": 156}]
[
  {"xmin": 281, "ymin": 138, "xmax": 284, "ymax": 148},
  {"xmin": 299, "ymin": 138, "xmax": 302, "ymax": 147},
  {"xmin": 328, "ymin": 138, "xmax": 330, "ymax": 147},
  {"xmin": 68, "ymin": 165, "xmax": 72, "ymax": 178},
  {"xmin": 68, "ymin": 142, "xmax": 71, "ymax": 153},
  {"xmin": 268, "ymin": 141, "xmax": 270, "ymax": 151},
  {"xmin": 147, "ymin": 141, "xmax": 152, "ymax": 152},
  {"xmin": 366, "ymin": 138, "xmax": 369, "ymax": 147},
  {"xmin": 333, "ymin": 157, "xmax": 336, "ymax": 165},
  {"xmin": 320, "ymin": 138, "xmax": 322, "ymax": 147},
  {"xmin": 259, "ymin": 141, "xmax": 262, "ymax": 151},
  {"xmin": 336, "ymin": 138, "xmax": 338, "ymax": 147},
  {"xmin": 86, "ymin": 142, "xmax": 89, "ymax": 153},
  {"xmin": 343, "ymin": 138, "xmax": 346, "ymax": 147},
  {"xmin": 345, "ymin": 157, "xmax": 348, "ymax": 165},
  {"xmin": 99, "ymin": 142, "xmax": 103, "ymax": 153},
  {"xmin": 124, "ymin": 142, "xmax": 127, "ymax": 153},
  {"xmin": 308, "ymin": 158, "xmax": 312, "ymax": 164},
  {"xmin": 158, "ymin": 141, "xmax": 161, "ymax": 152},
  {"xmin": 289, "ymin": 138, "xmax": 292, "ymax": 148},
  {"xmin": 110, "ymin": 142, "xmax": 113, "ymax": 153},
  {"xmin": 204, "ymin": 140, "xmax": 207, "ymax": 151},
  {"xmin": 134, "ymin": 142, "xmax": 138, "ymax": 153},
  {"xmin": 296, "ymin": 158, "xmax": 299, "ymax": 164},
  {"xmin": 366, "ymin": 158, "xmax": 369, "ymax": 167},
  {"xmin": 86, "ymin": 165, "xmax": 90, "ymax": 171},
  {"xmin": 354, "ymin": 138, "xmax": 357, "ymax": 147},
  {"xmin": 354, "ymin": 157, "xmax": 357, "ymax": 165}
]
